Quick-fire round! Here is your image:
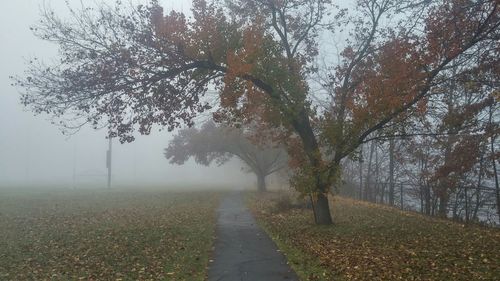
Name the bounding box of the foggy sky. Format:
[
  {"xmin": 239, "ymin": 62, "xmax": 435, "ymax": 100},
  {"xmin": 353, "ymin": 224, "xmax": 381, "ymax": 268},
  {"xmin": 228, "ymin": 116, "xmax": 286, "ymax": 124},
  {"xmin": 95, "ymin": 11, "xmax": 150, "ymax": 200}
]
[{"xmin": 0, "ymin": 0, "xmax": 254, "ymax": 189}]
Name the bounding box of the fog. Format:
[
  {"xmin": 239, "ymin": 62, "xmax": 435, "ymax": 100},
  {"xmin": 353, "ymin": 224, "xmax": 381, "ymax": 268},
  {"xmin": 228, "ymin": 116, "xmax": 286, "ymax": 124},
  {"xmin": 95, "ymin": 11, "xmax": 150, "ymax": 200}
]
[{"xmin": 0, "ymin": 0, "xmax": 254, "ymax": 189}]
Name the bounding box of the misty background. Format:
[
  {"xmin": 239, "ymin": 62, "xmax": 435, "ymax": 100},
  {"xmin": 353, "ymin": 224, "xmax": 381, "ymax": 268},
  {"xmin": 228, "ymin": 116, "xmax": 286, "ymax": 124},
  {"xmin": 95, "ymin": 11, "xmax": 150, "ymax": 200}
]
[{"xmin": 0, "ymin": 0, "xmax": 254, "ymax": 189}]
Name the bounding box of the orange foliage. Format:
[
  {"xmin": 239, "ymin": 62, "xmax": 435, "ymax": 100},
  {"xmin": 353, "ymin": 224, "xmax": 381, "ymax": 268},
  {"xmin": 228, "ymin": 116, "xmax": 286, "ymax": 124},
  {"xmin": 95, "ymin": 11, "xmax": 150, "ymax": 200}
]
[{"xmin": 348, "ymin": 37, "xmax": 425, "ymax": 130}]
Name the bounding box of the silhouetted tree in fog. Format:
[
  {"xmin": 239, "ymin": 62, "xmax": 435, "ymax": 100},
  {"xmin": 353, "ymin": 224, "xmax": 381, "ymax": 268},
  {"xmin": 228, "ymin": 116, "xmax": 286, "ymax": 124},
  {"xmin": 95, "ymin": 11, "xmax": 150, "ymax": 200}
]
[{"xmin": 165, "ymin": 121, "xmax": 287, "ymax": 191}]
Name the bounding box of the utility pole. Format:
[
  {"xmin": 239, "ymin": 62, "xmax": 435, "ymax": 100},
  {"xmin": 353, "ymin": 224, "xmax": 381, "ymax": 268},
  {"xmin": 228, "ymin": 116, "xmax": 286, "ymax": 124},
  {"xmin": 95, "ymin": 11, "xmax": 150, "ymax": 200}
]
[{"xmin": 107, "ymin": 137, "xmax": 112, "ymax": 189}]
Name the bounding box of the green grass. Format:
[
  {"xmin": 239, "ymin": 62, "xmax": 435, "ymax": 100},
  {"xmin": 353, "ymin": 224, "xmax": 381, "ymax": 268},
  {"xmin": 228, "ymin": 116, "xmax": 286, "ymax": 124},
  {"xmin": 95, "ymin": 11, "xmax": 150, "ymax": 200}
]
[
  {"xmin": 248, "ymin": 192, "xmax": 500, "ymax": 281},
  {"xmin": 0, "ymin": 188, "xmax": 223, "ymax": 280}
]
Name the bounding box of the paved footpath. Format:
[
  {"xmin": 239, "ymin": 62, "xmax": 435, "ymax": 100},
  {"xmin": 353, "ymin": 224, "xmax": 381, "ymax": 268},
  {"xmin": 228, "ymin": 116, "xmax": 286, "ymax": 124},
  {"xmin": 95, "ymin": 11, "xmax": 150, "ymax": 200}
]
[{"xmin": 208, "ymin": 191, "xmax": 299, "ymax": 281}]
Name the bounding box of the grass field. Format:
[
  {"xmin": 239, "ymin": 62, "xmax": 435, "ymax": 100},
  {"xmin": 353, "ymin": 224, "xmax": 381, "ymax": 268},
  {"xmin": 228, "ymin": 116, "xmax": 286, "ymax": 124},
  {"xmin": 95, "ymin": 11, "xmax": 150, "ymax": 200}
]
[
  {"xmin": 0, "ymin": 188, "xmax": 223, "ymax": 280},
  {"xmin": 248, "ymin": 192, "xmax": 500, "ymax": 281}
]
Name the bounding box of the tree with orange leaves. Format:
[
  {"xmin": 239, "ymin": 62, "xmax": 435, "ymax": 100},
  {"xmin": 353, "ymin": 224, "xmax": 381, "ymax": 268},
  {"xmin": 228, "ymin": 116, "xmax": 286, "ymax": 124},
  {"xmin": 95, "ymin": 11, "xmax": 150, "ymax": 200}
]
[{"xmin": 13, "ymin": 0, "xmax": 499, "ymax": 224}]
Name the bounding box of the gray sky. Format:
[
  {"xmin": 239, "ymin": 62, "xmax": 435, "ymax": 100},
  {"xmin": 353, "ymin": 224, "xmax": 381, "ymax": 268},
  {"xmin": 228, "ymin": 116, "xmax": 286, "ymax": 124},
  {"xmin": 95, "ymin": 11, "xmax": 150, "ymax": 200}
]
[{"xmin": 0, "ymin": 0, "xmax": 253, "ymax": 189}]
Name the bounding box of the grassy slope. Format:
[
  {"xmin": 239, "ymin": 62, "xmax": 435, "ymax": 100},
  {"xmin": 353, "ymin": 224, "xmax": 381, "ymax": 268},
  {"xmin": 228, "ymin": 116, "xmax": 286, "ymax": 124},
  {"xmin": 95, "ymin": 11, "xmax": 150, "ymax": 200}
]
[
  {"xmin": 248, "ymin": 192, "xmax": 500, "ymax": 281},
  {"xmin": 0, "ymin": 189, "xmax": 222, "ymax": 280}
]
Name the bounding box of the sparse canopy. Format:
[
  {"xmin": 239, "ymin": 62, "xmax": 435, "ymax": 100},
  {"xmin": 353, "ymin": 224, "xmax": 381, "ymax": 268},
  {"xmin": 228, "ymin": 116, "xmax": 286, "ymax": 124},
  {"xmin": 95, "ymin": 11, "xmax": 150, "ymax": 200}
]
[
  {"xmin": 165, "ymin": 121, "xmax": 287, "ymax": 191},
  {"xmin": 13, "ymin": 0, "xmax": 499, "ymax": 224}
]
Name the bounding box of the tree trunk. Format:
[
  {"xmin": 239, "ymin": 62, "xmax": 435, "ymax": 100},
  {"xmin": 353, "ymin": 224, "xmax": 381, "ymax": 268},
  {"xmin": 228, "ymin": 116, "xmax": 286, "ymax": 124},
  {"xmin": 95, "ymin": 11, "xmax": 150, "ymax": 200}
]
[
  {"xmin": 473, "ymin": 153, "xmax": 484, "ymax": 221},
  {"xmin": 464, "ymin": 185, "xmax": 469, "ymax": 223},
  {"xmin": 388, "ymin": 139, "xmax": 395, "ymax": 206},
  {"xmin": 359, "ymin": 145, "xmax": 363, "ymax": 200},
  {"xmin": 364, "ymin": 141, "xmax": 375, "ymax": 201},
  {"xmin": 489, "ymin": 105, "xmax": 500, "ymax": 224},
  {"xmin": 424, "ymin": 184, "xmax": 431, "ymax": 215},
  {"xmin": 493, "ymin": 168, "xmax": 500, "ymax": 224},
  {"xmin": 431, "ymin": 193, "xmax": 438, "ymax": 216},
  {"xmin": 437, "ymin": 82, "xmax": 455, "ymax": 218},
  {"xmin": 438, "ymin": 191, "xmax": 449, "ymax": 218},
  {"xmin": 437, "ymin": 134, "xmax": 454, "ymax": 218},
  {"xmin": 290, "ymin": 110, "xmax": 334, "ymax": 225},
  {"xmin": 314, "ymin": 192, "xmax": 333, "ymax": 225},
  {"xmin": 400, "ymin": 182, "xmax": 404, "ymax": 210},
  {"xmin": 423, "ymin": 159, "xmax": 431, "ymax": 215},
  {"xmin": 380, "ymin": 183, "xmax": 386, "ymax": 205},
  {"xmin": 257, "ymin": 173, "xmax": 267, "ymax": 192},
  {"xmin": 492, "ymin": 136, "xmax": 500, "ymax": 224},
  {"xmin": 374, "ymin": 146, "xmax": 381, "ymax": 203},
  {"xmin": 419, "ymin": 184, "xmax": 424, "ymax": 213},
  {"xmin": 452, "ymin": 191, "xmax": 460, "ymax": 220}
]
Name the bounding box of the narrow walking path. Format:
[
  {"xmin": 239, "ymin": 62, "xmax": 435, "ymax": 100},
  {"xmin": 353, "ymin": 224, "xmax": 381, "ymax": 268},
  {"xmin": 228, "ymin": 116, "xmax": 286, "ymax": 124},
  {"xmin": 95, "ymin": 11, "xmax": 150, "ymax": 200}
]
[{"xmin": 208, "ymin": 191, "xmax": 299, "ymax": 281}]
